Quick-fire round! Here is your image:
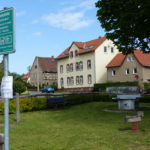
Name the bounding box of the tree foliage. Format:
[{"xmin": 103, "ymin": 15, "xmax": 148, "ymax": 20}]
[{"xmin": 96, "ymin": 0, "xmax": 150, "ymax": 54}]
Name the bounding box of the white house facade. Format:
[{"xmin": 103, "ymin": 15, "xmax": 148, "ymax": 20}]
[{"xmin": 57, "ymin": 37, "xmax": 119, "ymax": 91}]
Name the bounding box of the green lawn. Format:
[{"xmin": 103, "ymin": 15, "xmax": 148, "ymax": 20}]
[{"xmin": 0, "ymin": 102, "xmax": 150, "ymax": 150}]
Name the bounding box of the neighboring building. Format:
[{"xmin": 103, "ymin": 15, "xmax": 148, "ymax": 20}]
[
  {"xmin": 106, "ymin": 50, "xmax": 150, "ymax": 83},
  {"xmin": 57, "ymin": 37, "xmax": 118, "ymax": 91},
  {"xmin": 22, "ymin": 72, "xmax": 30, "ymax": 83},
  {"xmin": 30, "ymin": 56, "xmax": 57, "ymax": 87}
]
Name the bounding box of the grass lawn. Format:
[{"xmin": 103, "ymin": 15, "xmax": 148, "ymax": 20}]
[{"xmin": 0, "ymin": 102, "xmax": 150, "ymax": 150}]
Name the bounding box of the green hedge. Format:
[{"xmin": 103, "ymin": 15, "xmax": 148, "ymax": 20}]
[
  {"xmin": 144, "ymin": 83, "xmax": 150, "ymax": 90},
  {"xmin": 65, "ymin": 93, "xmax": 114, "ymax": 105},
  {"xmin": 139, "ymin": 95, "xmax": 150, "ymax": 103},
  {"xmin": 94, "ymin": 82, "xmax": 138, "ymax": 91},
  {"xmin": 0, "ymin": 97, "xmax": 47, "ymax": 114}
]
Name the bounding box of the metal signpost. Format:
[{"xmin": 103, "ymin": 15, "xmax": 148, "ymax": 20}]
[{"xmin": 0, "ymin": 7, "xmax": 16, "ymax": 150}]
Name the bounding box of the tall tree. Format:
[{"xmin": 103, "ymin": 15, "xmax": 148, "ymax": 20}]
[{"xmin": 96, "ymin": 0, "xmax": 150, "ymax": 54}]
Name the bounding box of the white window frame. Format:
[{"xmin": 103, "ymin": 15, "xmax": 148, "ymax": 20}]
[
  {"xmin": 133, "ymin": 68, "xmax": 137, "ymax": 74},
  {"xmin": 88, "ymin": 74, "xmax": 92, "ymax": 84},
  {"xmin": 112, "ymin": 70, "xmax": 116, "ymax": 76},
  {"xmin": 125, "ymin": 68, "xmax": 130, "ymax": 75}
]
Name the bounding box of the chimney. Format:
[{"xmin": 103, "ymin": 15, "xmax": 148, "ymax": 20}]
[
  {"xmin": 83, "ymin": 42, "xmax": 86, "ymax": 49},
  {"xmin": 51, "ymin": 56, "xmax": 55, "ymax": 61}
]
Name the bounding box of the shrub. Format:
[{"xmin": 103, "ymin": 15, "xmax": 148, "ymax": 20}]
[
  {"xmin": 144, "ymin": 83, "xmax": 150, "ymax": 90},
  {"xmin": 139, "ymin": 95, "xmax": 150, "ymax": 103},
  {"xmin": 0, "ymin": 97, "xmax": 48, "ymax": 114},
  {"xmin": 65, "ymin": 93, "xmax": 113, "ymax": 105},
  {"xmin": 13, "ymin": 80, "xmax": 26, "ymax": 94}
]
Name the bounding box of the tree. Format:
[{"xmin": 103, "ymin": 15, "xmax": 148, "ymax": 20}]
[{"xmin": 96, "ymin": 0, "xmax": 150, "ymax": 54}]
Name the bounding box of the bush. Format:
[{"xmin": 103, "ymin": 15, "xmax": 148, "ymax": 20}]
[
  {"xmin": 0, "ymin": 97, "xmax": 48, "ymax": 114},
  {"xmin": 144, "ymin": 83, "xmax": 150, "ymax": 90},
  {"xmin": 13, "ymin": 80, "xmax": 26, "ymax": 94},
  {"xmin": 65, "ymin": 93, "xmax": 113, "ymax": 105},
  {"xmin": 139, "ymin": 95, "xmax": 150, "ymax": 103}
]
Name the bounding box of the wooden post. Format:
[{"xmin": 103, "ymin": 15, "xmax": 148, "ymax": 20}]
[
  {"xmin": 16, "ymin": 93, "xmax": 20, "ymax": 123},
  {"xmin": 0, "ymin": 134, "xmax": 4, "ymax": 150}
]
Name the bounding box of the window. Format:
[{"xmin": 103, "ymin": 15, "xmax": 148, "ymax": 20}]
[
  {"xmin": 71, "ymin": 76, "xmax": 74, "ymax": 85},
  {"xmin": 130, "ymin": 56, "xmax": 135, "ymax": 61},
  {"xmin": 76, "ymin": 62, "xmax": 79, "ymax": 71},
  {"xmin": 66, "ymin": 64, "xmax": 69, "ymax": 72},
  {"xmin": 87, "ymin": 60, "xmax": 91, "ymax": 69},
  {"xmin": 133, "ymin": 68, "xmax": 137, "ymax": 74},
  {"xmin": 88, "ymin": 74, "xmax": 92, "ymax": 84},
  {"xmin": 127, "ymin": 56, "xmax": 135, "ymax": 61},
  {"xmin": 111, "ymin": 47, "xmax": 114, "ymax": 53},
  {"xmin": 67, "ymin": 77, "xmax": 70, "ymax": 85},
  {"xmin": 70, "ymin": 51, "xmax": 73, "ymax": 58},
  {"xmin": 76, "ymin": 76, "xmax": 79, "ymax": 85},
  {"xmin": 70, "ymin": 63, "xmax": 73, "ymax": 72},
  {"xmin": 75, "ymin": 50, "xmax": 78, "ymax": 57},
  {"xmin": 60, "ymin": 78, "xmax": 64, "ymax": 87},
  {"xmin": 125, "ymin": 68, "xmax": 130, "ymax": 75},
  {"xmin": 79, "ymin": 61, "xmax": 83, "ymax": 70},
  {"xmin": 80, "ymin": 76, "xmax": 83, "ymax": 84},
  {"xmin": 35, "ymin": 65, "xmax": 37, "ymax": 69},
  {"xmin": 60, "ymin": 65, "xmax": 63, "ymax": 73},
  {"xmin": 112, "ymin": 70, "xmax": 116, "ymax": 76},
  {"xmin": 104, "ymin": 46, "xmax": 107, "ymax": 52}
]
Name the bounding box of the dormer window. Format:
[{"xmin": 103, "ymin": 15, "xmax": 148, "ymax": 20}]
[{"xmin": 104, "ymin": 46, "xmax": 107, "ymax": 52}]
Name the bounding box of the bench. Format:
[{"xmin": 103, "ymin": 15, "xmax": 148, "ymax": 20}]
[{"xmin": 48, "ymin": 96, "xmax": 67, "ymax": 108}]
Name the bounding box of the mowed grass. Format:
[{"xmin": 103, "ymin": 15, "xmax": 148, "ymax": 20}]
[{"xmin": 0, "ymin": 102, "xmax": 150, "ymax": 150}]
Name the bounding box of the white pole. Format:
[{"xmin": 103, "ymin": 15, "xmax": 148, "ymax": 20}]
[{"xmin": 3, "ymin": 54, "xmax": 9, "ymax": 150}]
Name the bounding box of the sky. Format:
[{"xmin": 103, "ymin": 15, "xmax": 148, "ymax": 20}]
[{"xmin": 0, "ymin": 0, "xmax": 105, "ymax": 74}]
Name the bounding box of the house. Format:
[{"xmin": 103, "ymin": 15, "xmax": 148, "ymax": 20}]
[
  {"xmin": 106, "ymin": 50, "xmax": 150, "ymax": 83},
  {"xmin": 30, "ymin": 56, "xmax": 57, "ymax": 87},
  {"xmin": 57, "ymin": 37, "xmax": 119, "ymax": 91},
  {"xmin": 22, "ymin": 72, "xmax": 30, "ymax": 83}
]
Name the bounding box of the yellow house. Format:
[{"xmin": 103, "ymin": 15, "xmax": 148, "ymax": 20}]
[{"xmin": 57, "ymin": 37, "xmax": 119, "ymax": 91}]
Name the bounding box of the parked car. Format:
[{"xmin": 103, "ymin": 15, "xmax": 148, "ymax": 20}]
[{"xmin": 41, "ymin": 87, "xmax": 55, "ymax": 93}]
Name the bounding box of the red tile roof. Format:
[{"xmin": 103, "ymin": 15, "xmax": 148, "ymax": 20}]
[
  {"xmin": 106, "ymin": 53, "xmax": 126, "ymax": 68},
  {"xmin": 22, "ymin": 72, "xmax": 30, "ymax": 80},
  {"xmin": 57, "ymin": 37, "xmax": 106, "ymax": 59},
  {"xmin": 134, "ymin": 50, "xmax": 150, "ymax": 67},
  {"xmin": 38, "ymin": 56, "xmax": 57, "ymax": 72},
  {"xmin": 106, "ymin": 50, "xmax": 150, "ymax": 68}
]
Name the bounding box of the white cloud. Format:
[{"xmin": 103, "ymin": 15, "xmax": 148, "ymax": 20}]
[
  {"xmin": 16, "ymin": 11, "xmax": 26, "ymax": 17},
  {"xmin": 42, "ymin": 11, "xmax": 93, "ymax": 31},
  {"xmin": 32, "ymin": 20, "xmax": 39, "ymax": 24},
  {"xmin": 32, "ymin": 32, "xmax": 42, "ymax": 36},
  {"xmin": 41, "ymin": 0, "xmax": 96, "ymax": 31}
]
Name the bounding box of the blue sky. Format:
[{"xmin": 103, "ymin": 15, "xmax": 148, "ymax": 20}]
[{"xmin": 0, "ymin": 0, "xmax": 105, "ymax": 74}]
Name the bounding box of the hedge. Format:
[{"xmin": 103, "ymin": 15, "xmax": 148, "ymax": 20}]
[
  {"xmin": 94, "ymin": 82, "xmax": 138, "ymax": 91},
  {"xmin": 0, "ymin": 93, "xmax": 149, "ymax": 114},
  {"xmin": 0, "ymin": 97, "xmax": 47, "ymax": 114},
  {"xmin": 65, "ymin": 93, "xmax": 114, "ymax": 105}
]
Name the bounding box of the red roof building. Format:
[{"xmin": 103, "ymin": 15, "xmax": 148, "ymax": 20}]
[
  {"xmin": 106, "ymin": 50, "xmax": 150, "ymax": 83},
  {"xmin": 30, "ymin": 56, "xmax": 57, "ymax": 87}
]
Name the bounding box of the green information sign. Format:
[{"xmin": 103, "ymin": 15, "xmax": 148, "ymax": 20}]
[{"xmin": 0, "ymin": 8, "xmax": 15, "ymax": 55}]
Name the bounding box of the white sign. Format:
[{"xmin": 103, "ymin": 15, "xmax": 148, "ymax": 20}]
[{"xmin": 1, "ymin": 76, "xmax": 13, "ymax": 99}]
